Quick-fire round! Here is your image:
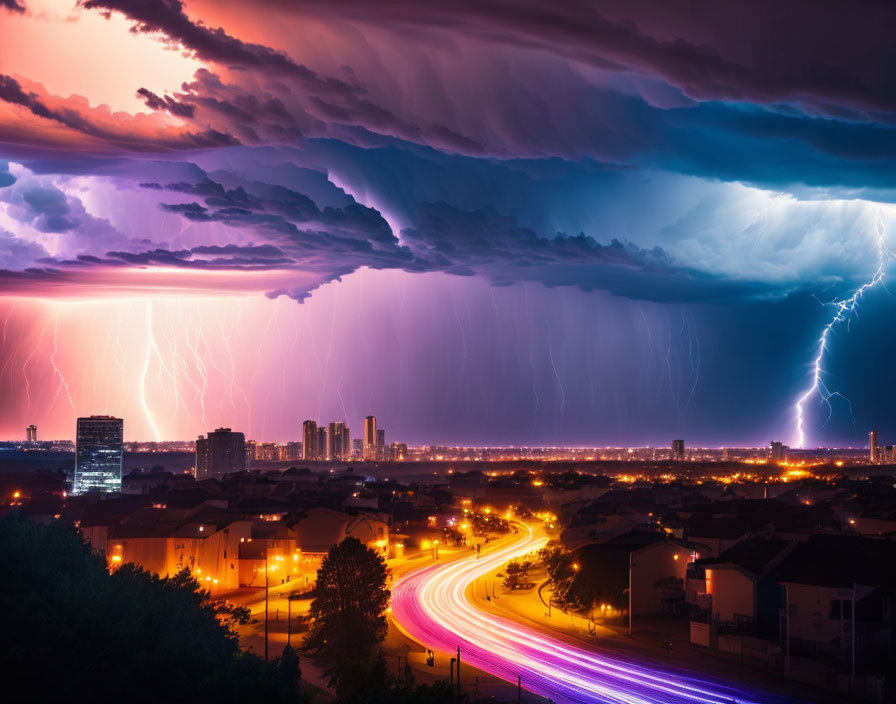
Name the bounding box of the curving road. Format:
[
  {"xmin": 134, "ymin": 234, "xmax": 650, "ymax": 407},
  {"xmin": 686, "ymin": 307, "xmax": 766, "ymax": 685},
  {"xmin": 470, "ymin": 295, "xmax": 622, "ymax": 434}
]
[{"xmin": 391, "ymin": 523, "xmax": 785, "ymax": 704}]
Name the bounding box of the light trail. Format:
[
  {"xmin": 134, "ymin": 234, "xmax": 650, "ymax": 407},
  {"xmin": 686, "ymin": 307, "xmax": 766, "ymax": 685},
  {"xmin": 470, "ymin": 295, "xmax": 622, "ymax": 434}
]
[
  {"xmin": 391, "ymin": 524, "xmax": 787, "ymax": 704},
  {"xmin": 793, "ymin": 215, "xmax": 891, "ymax": 448}
]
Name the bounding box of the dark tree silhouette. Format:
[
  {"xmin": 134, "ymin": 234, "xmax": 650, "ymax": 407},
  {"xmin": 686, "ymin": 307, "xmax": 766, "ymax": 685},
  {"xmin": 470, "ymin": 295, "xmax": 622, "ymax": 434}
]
[
  {"xmin": 0, "ymin": 514, "xmax": 307, "ymax": 704},
  {"xmin": 303, "ymin": 536, "xmax": 390, "ymax": 697}
]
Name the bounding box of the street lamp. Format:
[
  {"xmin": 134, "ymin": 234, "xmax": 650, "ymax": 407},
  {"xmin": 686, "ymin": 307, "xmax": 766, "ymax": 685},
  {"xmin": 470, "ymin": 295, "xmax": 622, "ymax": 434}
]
[{"xmin": 264, "ymin": 543, "xmax": 270, "ymax": 661}]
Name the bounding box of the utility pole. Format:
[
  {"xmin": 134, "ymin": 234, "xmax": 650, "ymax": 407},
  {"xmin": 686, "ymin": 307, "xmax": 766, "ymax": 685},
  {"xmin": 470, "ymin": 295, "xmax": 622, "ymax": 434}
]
[
  {"xmin": 456, "ymin": 645, "xmax": 461, "ymax": 703},
  {"xmin": 517, "ymin": 674, "xmax": 522, "ymax": 703},
  {"xmin": 264, "ymin": 544, "xmax": 270, "ymax": 661}
]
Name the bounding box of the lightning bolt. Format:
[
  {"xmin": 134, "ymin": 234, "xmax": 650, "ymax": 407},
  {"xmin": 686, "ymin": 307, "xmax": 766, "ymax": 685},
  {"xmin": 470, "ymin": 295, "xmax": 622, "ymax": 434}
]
[
  {"xmin": 49, "ymin": 312, "xmax": 75, "ymax": 414},
  {"xmin": 793, "ymin": 214, "xmax": 892, "ymax": 448},
  {"xmin": 140, "ymin": 300, "xmax": 162, "ymax": 442}
]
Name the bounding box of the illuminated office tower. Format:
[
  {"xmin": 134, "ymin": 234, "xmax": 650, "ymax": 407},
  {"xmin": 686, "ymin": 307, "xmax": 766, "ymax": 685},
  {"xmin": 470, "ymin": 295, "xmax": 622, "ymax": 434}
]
[
  {"xmin": 197, "ymin": 427, "xmax": 246, "ymax": 478},
  {"xmin": 671, "ymin": 439, "xmax": 685, "ymax": 461},
  {"xmin": 363, "ymin": 415, "xmax": 377, "ymax": 460},
  {"xmin": 73, "ymin": 415, "xmax": 124, "ymax": 495},
  {"xmin": 303, "ymin": 420, "xmax": 318, "ymax": 460},
  {"xmin": 327, "ymin": 421, "xmax": 346, "ymax": 460},
  {"xmin": 26, "ymin": 424, "xmax": 37, "ymax": 442},
  {"xmin": 769, "ymin": 441, "xmax": 786, "ymax": 462},
  {"xmin": 342, "ymin": 425, "xmax": 351, "ymax": 460},
  {"xmin": 870, "ymin": 430, "xmax": 880, "ymax": 464},
  {"xmin": 317, "ymin": 427, "xmax": 327, "ymax": 460},
  {"xmin": 377, "ymin": 428, "xmax": 385, "ymax": 460}
]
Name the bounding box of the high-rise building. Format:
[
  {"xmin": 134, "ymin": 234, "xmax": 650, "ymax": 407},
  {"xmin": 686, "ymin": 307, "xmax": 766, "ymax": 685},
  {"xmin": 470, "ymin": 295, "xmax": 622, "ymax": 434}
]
[
  {"xmin": 671, "ymin": 439, "xmax": 685, "ymax": 461},
  {"xmin": 303, "ymin": 420, "xmax": 318, "ymax": 460},
  {"xmin": 769, "ymin": 441, "xmax": 786, "ymax": 462},
  {"xmin": 376, "ymin": 428, "xmax": 385, "ymax": 461},
  {"xmin": 870, "ymin": 430, "xmax": 880, "ymax": 464},
  {"xmin": 363, "ymin": 415, "xmax": 377, "ymax": 460},
  {"xmin": 317, "ymin": 427, "xmax": 327, "ymax": 460},
  {"xmin": 73, "ymin": 415, "xmax": 124, "ymax": 495},
  {"xmin": 327, "ymin": 421, "xmax": 346, "ymax": 460},
  {"xmin": 195, "ymin": 435, "xmax": 208, "ymax": 477},
  {"xmin": 196, "ymin": 427, "xmax": 246, "ymax": 479},
  {"xmin": 352, "ymin": 438, "xmax": 363, "ymax": 458},
  {"xmin": 342, "ymin": 425, "xmax": 351, "ymax": 460},
  {"xmin": 26, "ymin": 424, "xmax": 37, "ymax": 442}
]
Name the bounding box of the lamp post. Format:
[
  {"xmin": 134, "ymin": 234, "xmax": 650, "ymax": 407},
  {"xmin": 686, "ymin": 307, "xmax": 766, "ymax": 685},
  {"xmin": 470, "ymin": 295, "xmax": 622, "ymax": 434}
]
[
  {"xmin": 456, "ymin": 645, "xmax": 461, "ymax": 703},
  {"xmin": 264, "ymin": 544, "xmax": 269, "ymax": 661}
]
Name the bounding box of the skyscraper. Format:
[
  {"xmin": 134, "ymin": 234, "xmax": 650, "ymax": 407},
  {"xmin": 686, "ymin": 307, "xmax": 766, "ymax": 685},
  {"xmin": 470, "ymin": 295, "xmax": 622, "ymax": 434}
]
[
  {"xmin": 870, "ymin": 430, "xmax": 880, "ymax": 464},
  {"xmin": 342, "ymin": 425, "xmax": 351, "ymax": 461},
  {"xmin": 303, "ymin": 420, "xmax": 318, "ymax": 460},
  {"xmin": 671, "ymin": 439, "xmax": 685, "ymax": 461},
  {"xmin": 363, "ymin": 415, "xmax": 377, "ymax": 460},
  {"xmin": 317, "ymin": 427, "xmax": 327, "ymax": 460},
  {"xmin": 195, "ymin": 435, "xmax": 208, "ymax": 477},
  {"xmin": 26, "ymin": 424, "xmax": 37, "ymax": 442},
  {"xmin": 73, "ymin": 415, "xmax": 124, "ymax": 495},
  {"xmin": 327, "ymin": 421, "xmax": 346, "ymax": 460},
  {"xmin": 769, "ymin": 441, "xmax": 786, "ymax": 462},
  {"xmin": 376, "ymin": 428, "xmax": 385, "ymax": 460},
  {"xmin": 196, "ymin": 427, "xmax": 246, "ymax": 479}
]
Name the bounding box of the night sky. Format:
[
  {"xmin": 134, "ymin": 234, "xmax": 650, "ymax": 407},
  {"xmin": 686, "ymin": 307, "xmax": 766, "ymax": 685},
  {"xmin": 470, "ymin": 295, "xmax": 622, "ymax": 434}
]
[{"xmin": 1, "ymin": 0, "xmax": 894, "ymax": 447}]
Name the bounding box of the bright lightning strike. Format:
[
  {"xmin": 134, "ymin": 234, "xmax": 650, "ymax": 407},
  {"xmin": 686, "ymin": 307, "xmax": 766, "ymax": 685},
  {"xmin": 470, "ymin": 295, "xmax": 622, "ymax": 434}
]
[
  {"xmin": 140, "ymin": 300, "xmax": 162, "ymax": 442},
  {"xmin": 793, "ymin": 215, "xmax": 892, "ymax": 448}
]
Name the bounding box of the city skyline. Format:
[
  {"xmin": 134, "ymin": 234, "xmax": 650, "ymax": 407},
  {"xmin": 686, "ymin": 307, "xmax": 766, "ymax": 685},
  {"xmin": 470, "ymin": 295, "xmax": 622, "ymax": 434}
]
[{"xmin": 6, "ymin": 415, "xmax": 890, "ymax": 457}]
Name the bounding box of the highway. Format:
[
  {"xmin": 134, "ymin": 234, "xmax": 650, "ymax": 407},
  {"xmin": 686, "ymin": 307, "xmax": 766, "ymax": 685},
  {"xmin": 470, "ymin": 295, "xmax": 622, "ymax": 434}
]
[{"xmin": 391, "ymin": 522, "xmax": 782, "ymax": 704}]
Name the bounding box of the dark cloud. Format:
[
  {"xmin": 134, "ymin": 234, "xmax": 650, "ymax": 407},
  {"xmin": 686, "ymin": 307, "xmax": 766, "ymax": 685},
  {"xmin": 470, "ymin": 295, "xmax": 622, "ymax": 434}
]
[
  {"xmin": 270, "ymin": 0, "xmax": 896, "ymax": 120},
  {"xmin": 0, "ymin": 162, "xmax": 15, "ymax": 188},
  {"xmin": 133, "ymin": 165, "xmax": 784, "ymax": 304},
  {"xmin": 0, "ymin": 228, "xmax": 47, "ymax": 268},
  {"xmin": 0, "ymin": 74, "xmax": 239, "ymax": 151},
  {"xmin": 143, "ymin": 173, "xmax": 396, "ymax": 245},
  {"xmin": 81, "ymin": 0, "xmax": 350, "ymax": 91},
  {"xmin": 399, "ymin": 202, "xmax": 781, "ymax": 303},
  {"xmin": 0, "ymin": 0, "xmax": 25, "ymax": 13},
  {"xmin": 136, "ymin": 87, "xmax": 195, "ymax": 118}
]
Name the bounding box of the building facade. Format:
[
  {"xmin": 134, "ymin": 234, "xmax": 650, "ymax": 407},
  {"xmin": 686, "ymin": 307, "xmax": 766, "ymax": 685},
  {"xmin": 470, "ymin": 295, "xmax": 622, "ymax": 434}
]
[
  {"xmin": 363, "ymin": 415, "xmax": 377, "ymax": 460},
  {"xmin": 303, "ymin": 420, "xmax": 318, "ymax": 460},
  {"xmin": 196, "ymin": 427, "xmax": 246, "ymax": 479},
  {"xmin": 73, "ymin": 415, "xmax": 124, "ymax": 495},
  {"xmin": 672, "ymin": 439, "xmax": 685, "ymax": 461}
]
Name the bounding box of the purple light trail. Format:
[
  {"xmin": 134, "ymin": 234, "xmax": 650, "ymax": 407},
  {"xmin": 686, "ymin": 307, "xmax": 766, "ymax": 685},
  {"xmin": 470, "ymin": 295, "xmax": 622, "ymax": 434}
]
[{"xmin": 391, "ymin": 524, "xmax": 793, "ymax": 704}]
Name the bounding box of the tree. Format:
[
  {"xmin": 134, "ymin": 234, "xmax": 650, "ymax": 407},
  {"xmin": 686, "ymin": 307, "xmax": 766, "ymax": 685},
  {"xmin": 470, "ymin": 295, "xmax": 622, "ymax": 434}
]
[
  {"xmin": 0, "ymin": 514, "xmax": 307, "ymax": 704},
  {"xmin": 303, "ymin": 536, "xmax": 391, "ymax": 697}
]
